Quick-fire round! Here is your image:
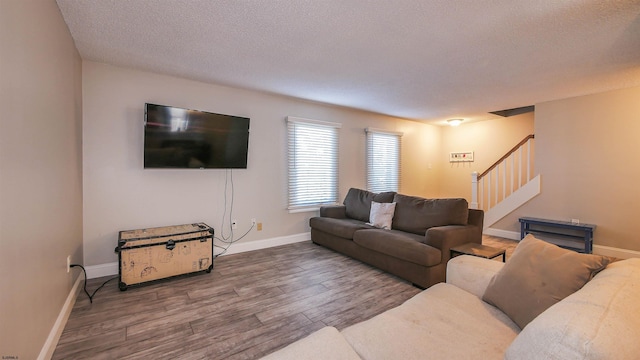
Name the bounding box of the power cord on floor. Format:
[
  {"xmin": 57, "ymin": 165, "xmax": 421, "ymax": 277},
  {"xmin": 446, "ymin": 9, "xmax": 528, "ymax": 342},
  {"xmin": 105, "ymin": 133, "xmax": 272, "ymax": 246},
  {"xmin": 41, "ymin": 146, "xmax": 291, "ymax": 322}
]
[{"xmin": 70, "ymin": 264, "xmax": 118, "ymax": 303}]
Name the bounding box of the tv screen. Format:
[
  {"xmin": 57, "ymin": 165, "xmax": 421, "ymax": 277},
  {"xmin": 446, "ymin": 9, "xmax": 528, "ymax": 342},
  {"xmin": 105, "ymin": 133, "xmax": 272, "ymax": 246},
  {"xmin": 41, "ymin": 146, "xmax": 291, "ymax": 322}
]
[{"xmin": 144, "ymin": 103, "xmax": 250, "ymax": 169}]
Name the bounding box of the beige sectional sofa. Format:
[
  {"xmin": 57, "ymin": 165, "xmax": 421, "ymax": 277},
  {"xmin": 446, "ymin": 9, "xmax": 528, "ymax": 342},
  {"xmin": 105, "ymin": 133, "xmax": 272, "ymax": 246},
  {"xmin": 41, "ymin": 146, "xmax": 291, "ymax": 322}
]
[
  {"xmin": 262, "ymin": 237, "xmax": 640, "ymax": 359},
  {"xmin": 310, "ymin": 188, "xmax": 483, "ymax": 288}
]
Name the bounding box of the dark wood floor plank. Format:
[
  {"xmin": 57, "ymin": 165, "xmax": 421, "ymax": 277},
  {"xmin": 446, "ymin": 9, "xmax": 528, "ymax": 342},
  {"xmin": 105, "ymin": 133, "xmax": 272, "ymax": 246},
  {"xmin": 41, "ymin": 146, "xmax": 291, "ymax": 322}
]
[
  {"xmin": 304, "ymin": 272, "xmax": 420, "ymax": 323},
  {"xmin": 172, "ymin": 314, "xmax": 321, "ymax": 360},
  {"xmin": 84, "ymin": 323, "xmax": 196, "ymax": 360},
  {"xmin": 51, "ymin": 328, "xmax": 127, "ymax": 359},
  {"xmin": 53, "ymin": 237, "xmax": 517, "ymax": 360}
]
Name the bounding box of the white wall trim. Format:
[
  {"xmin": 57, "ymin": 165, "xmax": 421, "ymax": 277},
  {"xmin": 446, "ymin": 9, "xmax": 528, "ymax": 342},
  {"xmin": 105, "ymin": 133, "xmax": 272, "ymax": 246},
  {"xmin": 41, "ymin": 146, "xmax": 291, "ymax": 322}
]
[
  {"xmin": 38, "ymin": 275, "xmax": 82, "ymax": 360},
  {"xmin": 216, "ymin": 232, "xmax": 310, "ymax": 256},
  {"xmin": 85, "ymin": 262, "xmax": 119, "ymax": 279},
  {"xmin": 593, "ymin": 244, "xmax": 640, "ymax": 259},
  {"xmin": 483, "ymin": 228, "xmax": 640, "ymax": 259},
  {"xmin": 85, "ymin": 232, "xmax": 311, "ymax": 279},
  {"xmin": 483, "ymin": 228, "xmax": 520, "ymax": 241}
]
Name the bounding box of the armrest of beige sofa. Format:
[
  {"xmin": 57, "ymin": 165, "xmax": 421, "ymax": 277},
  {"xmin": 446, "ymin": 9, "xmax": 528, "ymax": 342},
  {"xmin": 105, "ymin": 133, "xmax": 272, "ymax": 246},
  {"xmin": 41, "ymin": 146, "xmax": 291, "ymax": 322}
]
[{"xmin": 446, "ymin": 255, "xmax": 504, "ymax": 298}]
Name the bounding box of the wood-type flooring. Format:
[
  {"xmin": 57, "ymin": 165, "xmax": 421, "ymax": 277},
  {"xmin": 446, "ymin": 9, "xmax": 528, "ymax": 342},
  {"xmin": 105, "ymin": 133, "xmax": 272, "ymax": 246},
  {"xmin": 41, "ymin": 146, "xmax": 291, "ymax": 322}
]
[{"xmin": 53, "ymin": 236, "xmax": 516, "ymax": 359}]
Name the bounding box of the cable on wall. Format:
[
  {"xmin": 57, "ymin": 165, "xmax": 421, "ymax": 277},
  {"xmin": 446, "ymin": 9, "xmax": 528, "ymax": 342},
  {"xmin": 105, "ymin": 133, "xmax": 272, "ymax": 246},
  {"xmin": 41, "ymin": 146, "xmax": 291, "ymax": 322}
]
[{"xmin": 214, "ymin": 169, "xmax": 254, "ymax": 258}]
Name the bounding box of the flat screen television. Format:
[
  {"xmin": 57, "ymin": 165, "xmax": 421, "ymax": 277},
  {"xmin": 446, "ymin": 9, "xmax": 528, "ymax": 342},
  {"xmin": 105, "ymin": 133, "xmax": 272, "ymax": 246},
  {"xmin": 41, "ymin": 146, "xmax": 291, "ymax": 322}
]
[{"xmin": 144, "ymin": 103, "xmax": 250, "ymax": 169}]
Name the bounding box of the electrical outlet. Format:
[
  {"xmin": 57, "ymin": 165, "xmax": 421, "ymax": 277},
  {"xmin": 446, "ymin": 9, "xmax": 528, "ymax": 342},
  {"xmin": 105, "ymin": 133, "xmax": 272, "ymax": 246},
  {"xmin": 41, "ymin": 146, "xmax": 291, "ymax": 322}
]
[
  {"xmin": 232, "ymin": 220, "xmax": 238, "ymax": 230},
  {"xmin": 251, "ymin": 218, "xmax": 256, "ymax": 226},
  {"xmin": 257, "ymin": 222, "xmax": 263, "ymax": 231},
  {"xmin": 67, "ymin": 255, "xmax": 71, "ymax": 273}
]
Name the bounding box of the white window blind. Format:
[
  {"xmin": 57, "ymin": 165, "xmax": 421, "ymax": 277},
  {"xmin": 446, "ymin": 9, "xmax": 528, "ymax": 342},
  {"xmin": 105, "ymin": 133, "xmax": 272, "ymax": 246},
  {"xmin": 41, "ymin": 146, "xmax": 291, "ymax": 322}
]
[
  {"xmin": 366, "ymin": 128, "xmax": 402, "ymax": 193},
  {"xmin": 287, "ymin": 117, "xmax": 341, "ymax": 211}
]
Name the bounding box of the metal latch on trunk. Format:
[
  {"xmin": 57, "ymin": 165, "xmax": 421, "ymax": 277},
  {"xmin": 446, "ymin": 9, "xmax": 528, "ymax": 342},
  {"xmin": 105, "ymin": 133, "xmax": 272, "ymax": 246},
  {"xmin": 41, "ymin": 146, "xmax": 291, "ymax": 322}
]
[{"xmin": 166, "ymin": 240, "xmax": 175, "ymax": 250}]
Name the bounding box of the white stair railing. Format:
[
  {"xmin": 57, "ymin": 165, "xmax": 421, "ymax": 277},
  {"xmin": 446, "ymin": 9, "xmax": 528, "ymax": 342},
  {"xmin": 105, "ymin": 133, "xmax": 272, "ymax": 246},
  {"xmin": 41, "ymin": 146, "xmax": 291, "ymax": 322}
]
[{"xmin": 471, "ymin": 134, "xmax": 535, "ymax": 212}]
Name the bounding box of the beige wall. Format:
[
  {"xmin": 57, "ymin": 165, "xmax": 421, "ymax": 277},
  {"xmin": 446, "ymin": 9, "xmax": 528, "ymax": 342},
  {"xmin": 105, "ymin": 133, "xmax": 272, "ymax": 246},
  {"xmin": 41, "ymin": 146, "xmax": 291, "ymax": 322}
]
[
  {"xmin": 82, "ymin": 62, "xmax": 441, "ymax": 266},
  {"xmin": 498, "ymin": 86, "xmax": 640, "ymax": 251},
  {"xmin": 439, "ymin": 113, "xmax": 535, "ymax": 200},
  {"xmin": 399, "ymin": 121, "xmax": 442, "ymax": 197},
  {"xmin": 0, "ymin": 0, "xmax": 83, "ymax": 358}
]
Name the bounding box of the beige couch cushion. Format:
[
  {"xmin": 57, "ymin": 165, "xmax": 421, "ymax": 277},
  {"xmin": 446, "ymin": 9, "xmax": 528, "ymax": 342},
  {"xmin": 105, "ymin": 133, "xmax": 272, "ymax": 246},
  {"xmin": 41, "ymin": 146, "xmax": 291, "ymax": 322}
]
[
  {"xmin": 482, "ymin": 234, "xmax": 610, "ymax": 329},
  {"xmin": 505, "ymin": 258, "xmax": 640, "ymax": 360},
  {"xmin": 342, "ymin": 283, "xmax": 519, "ymax": 360},
  {"xmin": 261, "ymin": 326, "xmax": 361, "ymax": 360}
]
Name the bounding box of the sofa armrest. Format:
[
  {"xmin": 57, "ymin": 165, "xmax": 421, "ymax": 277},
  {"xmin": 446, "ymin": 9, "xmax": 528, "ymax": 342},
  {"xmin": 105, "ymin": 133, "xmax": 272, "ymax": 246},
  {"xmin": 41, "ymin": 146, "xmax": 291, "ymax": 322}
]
[
  {"xmin": 320, "ymin": 205, "xmax": 347, "ymax": 219},
  {"xmin": 446, "ymin": 255, "xmax": 504, "ymax": 298},
  {"xmin": 424, "ymin": 225, "xmax": 482, "ymax": 263},
  {"xmin": 468, "ymin": 209, "xmax": 484, "ymax": 228}
]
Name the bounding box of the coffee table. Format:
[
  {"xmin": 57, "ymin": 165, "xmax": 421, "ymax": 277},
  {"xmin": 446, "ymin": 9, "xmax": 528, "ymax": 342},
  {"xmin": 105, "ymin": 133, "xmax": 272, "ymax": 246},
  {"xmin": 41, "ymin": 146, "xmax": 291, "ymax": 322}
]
[{"xmin": 450, "ymin": 243, "xmax": 506, "ymax": 262}]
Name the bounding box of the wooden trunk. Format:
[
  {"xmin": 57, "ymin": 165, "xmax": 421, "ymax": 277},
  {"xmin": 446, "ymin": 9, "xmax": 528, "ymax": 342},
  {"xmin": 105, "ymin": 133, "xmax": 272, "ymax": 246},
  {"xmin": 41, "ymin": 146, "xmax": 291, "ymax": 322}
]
[{"xmin": 115, "ymin": 223, "xmax": 214, "ymax": 290}]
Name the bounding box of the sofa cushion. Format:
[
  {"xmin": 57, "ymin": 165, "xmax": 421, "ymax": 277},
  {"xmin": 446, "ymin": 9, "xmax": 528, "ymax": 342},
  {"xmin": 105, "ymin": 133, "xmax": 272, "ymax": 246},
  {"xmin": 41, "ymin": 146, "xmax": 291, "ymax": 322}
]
[
  {"xmin": 482, "ymin": 234, "xmax": 610, "ymax": 329},
  {"xmin": 367, "ymin": 201, "xmax": 396, "ymax": 229},
  {"xmin": 343, "ymin": 188, "xmax": 396, "ymax": 222},
  {"xmin": 392, "ymin": 194, "xmax": 469, "ymax": 235},
  {"xmin": 505, "ymin": 258, "xmax": 640, "ymax": 360},
  {"xmin": 342, "ymin": 283, "xmax": 520, "ymax": 360},
  {"xmin": 353, "ymin": 229, "xmax": 441, "ymax": 267},
  {"xmin": 261, "ymin": 326, "xmax": 361, "ymax": 360},
  {"xmin": 310, "ymin": 217, "xmax": 373, "ymax": 239}
]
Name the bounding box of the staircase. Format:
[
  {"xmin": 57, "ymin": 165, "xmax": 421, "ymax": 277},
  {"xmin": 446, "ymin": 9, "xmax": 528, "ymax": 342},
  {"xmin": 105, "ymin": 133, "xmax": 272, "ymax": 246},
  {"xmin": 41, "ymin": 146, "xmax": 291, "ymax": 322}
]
[{"xmin": 470, "ymin": 134, "xmax": 540, "ymax": 234}]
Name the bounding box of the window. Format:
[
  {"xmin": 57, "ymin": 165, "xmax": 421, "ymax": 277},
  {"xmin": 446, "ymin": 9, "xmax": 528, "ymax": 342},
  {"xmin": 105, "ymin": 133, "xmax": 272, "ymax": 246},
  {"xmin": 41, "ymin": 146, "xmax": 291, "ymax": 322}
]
[
  {"xmin": 366, "ymin": 128, "xmax": 402, "ymax": 193},
  {"xmin": 287, "ymin": 117, "xmax": 341, "ymax": 211}
]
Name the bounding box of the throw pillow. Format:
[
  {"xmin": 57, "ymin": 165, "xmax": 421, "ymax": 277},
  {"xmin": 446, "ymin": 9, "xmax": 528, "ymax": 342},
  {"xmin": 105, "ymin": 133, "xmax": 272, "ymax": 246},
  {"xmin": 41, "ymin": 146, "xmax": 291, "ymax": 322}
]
[
  {"xmin": 482, "ymin": 234, "xmax": 610, "ymax": 329},
  {"xmin": 367, "ymin": 201, "xmax": 396, "ymax": 230},
  {"xmin": 343, "ymin": 188, "xmax": 395, "ymax": 222}
]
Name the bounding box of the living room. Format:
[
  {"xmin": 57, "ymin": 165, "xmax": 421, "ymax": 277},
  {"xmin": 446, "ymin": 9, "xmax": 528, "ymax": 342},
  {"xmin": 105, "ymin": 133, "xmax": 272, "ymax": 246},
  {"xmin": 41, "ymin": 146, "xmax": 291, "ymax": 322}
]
[{"xmin": 2, "ymin": 1, "xmax": 640, "ymax": 359}]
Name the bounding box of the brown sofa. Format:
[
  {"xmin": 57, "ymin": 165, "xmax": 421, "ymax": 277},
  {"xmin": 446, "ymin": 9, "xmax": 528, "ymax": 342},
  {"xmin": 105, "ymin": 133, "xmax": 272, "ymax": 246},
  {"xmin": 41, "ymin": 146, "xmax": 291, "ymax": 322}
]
[{"xmin": 309, "ymin": 188, "xmax": 484, "ymax": 288}]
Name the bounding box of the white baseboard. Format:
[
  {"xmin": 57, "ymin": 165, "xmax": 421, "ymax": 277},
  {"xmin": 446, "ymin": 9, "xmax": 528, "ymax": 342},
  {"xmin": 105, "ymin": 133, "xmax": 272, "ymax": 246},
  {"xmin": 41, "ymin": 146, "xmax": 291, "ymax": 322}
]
[
  {"xmin": 483, "ymin": 227, "xmax": 640, "ymax": 259},
  {"xmin": 483, "ymin": 228, "xmax": 520, "ymax": 241},
  {"xmin": 593, "ymin": 244, "xmax": 640, "ymax": 259},
  {"xmin": 217, "ymin": 232, "xmax": 310, "ymax": 256},
  {"xmin": 85, "ymin": 232, "xmax": 311, "ymax": 279},
  {"xmin": 38, "ymin": 275, "xmax": 82, "ymax": 360},
  {"xmin": 85, "ymin": 262, "xmax": 119, "ymax": 279}
]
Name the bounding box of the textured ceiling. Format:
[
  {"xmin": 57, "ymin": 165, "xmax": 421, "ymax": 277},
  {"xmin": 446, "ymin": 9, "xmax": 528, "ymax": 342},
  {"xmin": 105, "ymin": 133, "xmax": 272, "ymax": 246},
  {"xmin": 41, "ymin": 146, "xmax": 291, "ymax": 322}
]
[{"xmin": 56, "ymin": 0, "xmax": 640, "ymax": 124}]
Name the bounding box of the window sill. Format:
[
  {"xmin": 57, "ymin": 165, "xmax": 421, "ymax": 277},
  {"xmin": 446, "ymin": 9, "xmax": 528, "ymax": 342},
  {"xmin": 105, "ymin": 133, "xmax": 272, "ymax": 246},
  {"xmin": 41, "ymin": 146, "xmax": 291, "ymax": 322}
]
[{"xmin": 288, "ymin": 207, "xmax": 320, "ymax": 214}]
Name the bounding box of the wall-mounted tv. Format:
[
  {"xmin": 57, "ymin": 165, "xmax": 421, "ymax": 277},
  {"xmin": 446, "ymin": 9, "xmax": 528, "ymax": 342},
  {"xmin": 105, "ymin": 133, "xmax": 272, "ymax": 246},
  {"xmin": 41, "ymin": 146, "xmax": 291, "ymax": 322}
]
[{"xmin": 144, "ymin": 103, "xmax": 250, "ymax": 169}]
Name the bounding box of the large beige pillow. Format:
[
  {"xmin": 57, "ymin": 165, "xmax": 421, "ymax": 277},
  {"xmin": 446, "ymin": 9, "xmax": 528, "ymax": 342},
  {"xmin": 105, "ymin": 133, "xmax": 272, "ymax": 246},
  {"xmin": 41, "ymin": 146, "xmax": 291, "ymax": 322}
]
[
  {"xmin": 505, "ymin": 259, "xmax": 640, "ymax": 360},
  {"xmin": 482, "ymin": 234, "xmax": 610, "ymax": 329}
]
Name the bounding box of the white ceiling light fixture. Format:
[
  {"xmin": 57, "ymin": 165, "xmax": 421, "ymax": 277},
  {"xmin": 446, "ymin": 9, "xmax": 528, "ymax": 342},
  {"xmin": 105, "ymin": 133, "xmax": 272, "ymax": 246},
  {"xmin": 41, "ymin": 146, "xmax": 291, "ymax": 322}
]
[{"xmin": 447, "ymin": 119, "xmax": 463, "ymax": 127}]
